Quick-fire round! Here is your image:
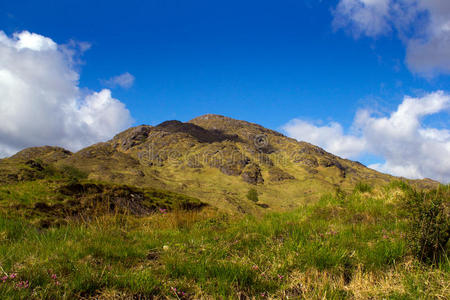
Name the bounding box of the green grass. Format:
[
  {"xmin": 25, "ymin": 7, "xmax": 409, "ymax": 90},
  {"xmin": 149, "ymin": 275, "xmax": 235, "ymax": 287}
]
[
  {"xmin": 0, "ymin": 183, "xmax": 448, "ymax": 299},
  {"xmin": 354, "ymin": 182, "xmax": 373, "ymax": 193},
  {"xmin": 0, "ymin": 177, "xmax": 205, "ymax": 228}
]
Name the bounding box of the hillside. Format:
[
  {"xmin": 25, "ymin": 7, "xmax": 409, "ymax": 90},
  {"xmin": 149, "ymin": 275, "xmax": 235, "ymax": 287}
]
[
  {"xmin": 0, "ymin": 114, "xmax": 438, "ymax": 214},
  {"xmin": 0, "ymin": 177, "xmax": 447, "ymax": 299},
  {"xmin": 0, "ymin": 115, "xmax": 448, "ymax": 299}
]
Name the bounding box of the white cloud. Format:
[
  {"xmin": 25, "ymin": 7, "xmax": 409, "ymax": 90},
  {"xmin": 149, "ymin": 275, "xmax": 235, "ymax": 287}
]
[
  {"xmin": 332, "ymin": 0, "xmax": 450, "ymax": 76},
  {"xmin": 332, "ymin": 0, "xmax": 392, "ymax": 37},
  {"xmin": 0, "ymin": 30, "xmax": 133, "ymax": 157},
  {"xmin": 406, "ymin": 1, "xmax": 450, "ymax": 76},
  {"xmin": 59, "ymin": 39, "xmax": 92, "ymax": 67},
  {"xmin": 102, "ymin": 72, "xmax": 135, "ymax": 89},
  {"xmin": 282, "ymin": 120, "xmax": 366, "ymax": 158},
  {"xmin": 13, "ymin": 31, "xmax": 57, "ymax": 51},
  {"xmin": 283, "ymin": 91, "xmax": 450, "ymax": 183}
]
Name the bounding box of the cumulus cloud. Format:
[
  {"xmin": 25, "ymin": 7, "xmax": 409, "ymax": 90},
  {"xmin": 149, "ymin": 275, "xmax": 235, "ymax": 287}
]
[
  {"xmin": 332, "ymin": 0, "xmax": 450, "ymax": 76},
  {"xmin": 332, "ymin": 0, "xmax": 392, "ymax": 37},
  {"xmin": 0, "ymin": 30, "xmax": 133, "ymax": 157},
  {"xmin": 283, "ymin": 91, "xmax": 450, "ymax": 183},
  {"xmin": 282, "ymin": 120, "xmax": 366, "ymax": 158},
  {"xmin": 102, "ymin": 72, "xmax": 135, "ymax": 89},
  {"xmin": 406, "ymin": 1, "xmax": 450, "ymax": 76}
]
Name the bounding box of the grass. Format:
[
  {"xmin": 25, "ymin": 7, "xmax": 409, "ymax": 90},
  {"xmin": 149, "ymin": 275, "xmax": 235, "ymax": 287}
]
[
  {"xmin": 0, "ymin": 177, "xmax": 205, "ymax": 228},
  {"xmin": 0, "ymin": 181, "xmax": 448, "ymax": 299}
]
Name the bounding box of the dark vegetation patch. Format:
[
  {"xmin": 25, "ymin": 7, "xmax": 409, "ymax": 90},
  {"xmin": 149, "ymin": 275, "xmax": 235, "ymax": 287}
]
[{"xmin": 246, "ymin": 188, "xmax": 259, "ymax": 202}]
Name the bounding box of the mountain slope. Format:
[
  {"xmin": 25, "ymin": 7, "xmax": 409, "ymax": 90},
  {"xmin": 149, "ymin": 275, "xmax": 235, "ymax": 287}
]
[{"xmin": 1, "ymin": 114, "xmax": 438, "ymax": 214}]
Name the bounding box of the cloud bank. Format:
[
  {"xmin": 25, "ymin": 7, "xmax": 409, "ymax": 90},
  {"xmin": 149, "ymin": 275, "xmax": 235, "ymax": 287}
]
[
  {"xmin": 0, "ymin": 31, "xmax": 133, "ymax": 157},
  {"xmin": 283, "ymin": 91, "xmax": 450, "ymax": 183},
  {"xmin": 333, "ymin": 0, "xmax": 450, "ymax": 77}
]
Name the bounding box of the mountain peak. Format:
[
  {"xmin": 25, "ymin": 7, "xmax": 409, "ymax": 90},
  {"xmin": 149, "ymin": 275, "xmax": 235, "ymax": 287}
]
[
  {"xmin": 189, "ymin": 114, "xmax": 284, "ymax": 139},
  {"xmin": 190, "ymin": 113, "xmax": 228, "ymax": 120},
  {"xmin": 189, "ymin": 114, "xmax": 248, "ymax": 129},
  {"xmin": 1, "ymin": 115, "xmax": 439, "ymax": 214}
]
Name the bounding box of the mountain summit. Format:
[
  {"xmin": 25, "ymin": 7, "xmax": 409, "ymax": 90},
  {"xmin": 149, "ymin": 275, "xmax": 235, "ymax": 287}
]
[{"xmin": 0, "ymin": 114, "xmax": 437, "ymax": 213}]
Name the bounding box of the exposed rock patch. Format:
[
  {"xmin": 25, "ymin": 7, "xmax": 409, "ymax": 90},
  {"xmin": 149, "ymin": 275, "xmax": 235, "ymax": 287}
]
[
  {"xmin": 241, "ymin": 163, "xmax": 264, "ymax": 185},
  {"xmin": 155, "ymin": 120, "xmax": 242, "ymax": 143},
  {"xmin": 118, "ymin": 125, "xmax": 152, "ymax": 151},
  {"xmin": 294, "ymin": 154, "xmax": 319, "ymax": 168},
  {"xmin": 268, "ymin": 167, "xmax": 295, "ymax": 182}
]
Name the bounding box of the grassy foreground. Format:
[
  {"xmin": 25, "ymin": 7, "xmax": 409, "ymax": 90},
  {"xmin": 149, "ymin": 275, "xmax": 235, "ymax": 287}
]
[{"xmin": 0, "ymin": 182, "xmax": 448, "ymax": 299}]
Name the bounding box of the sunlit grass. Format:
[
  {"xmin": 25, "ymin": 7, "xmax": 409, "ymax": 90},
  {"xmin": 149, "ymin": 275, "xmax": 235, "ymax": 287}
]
[{"xmin": 0, "ymin": 183, "xmax": 448, "ymax": 298}]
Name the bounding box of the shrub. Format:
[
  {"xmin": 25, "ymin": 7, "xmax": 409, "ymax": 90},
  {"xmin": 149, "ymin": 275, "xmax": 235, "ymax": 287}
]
[
  {"xmin": 60, "ymin": 165, "xmax": 88, "ymax": 182},
  {"xmin": 389, "ymin": 180, "xmax": 411, "ymax": 191},
  {"xmin": 354, "ymin": 182, "xmax": 372, "ymax": 193},
  {"xmin": 403, "ymin": 186, "xmax": 449, "ymax": 264},
  {"xmin": 246, "ymin": 188, "xmax": 259, "ymax": 202},
  {"xmin": 334, "ymin": 187, "xmax": 347, "ymax": 204}
]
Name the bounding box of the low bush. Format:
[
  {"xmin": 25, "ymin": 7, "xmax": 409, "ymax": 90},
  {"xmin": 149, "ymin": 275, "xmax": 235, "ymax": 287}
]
[
  {"xmin": 60, "ymin": 165, "xmax": 88, "ymax": 182},
  {"xmin": 354, "ymin": 182, "xmax": 373, "ymax": 193},
  {"xmin": 402, "ymin": 186, "xmax": 449, "ymax": 264},
  {"xmin": 246, "ymin": 188, "xmax": 259, "ymax": 202}
]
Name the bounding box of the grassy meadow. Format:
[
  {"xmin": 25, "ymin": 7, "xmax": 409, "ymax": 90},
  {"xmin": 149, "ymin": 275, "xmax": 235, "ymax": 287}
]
[{"xmin": 0, "ymin": 177, "xmax": 448, "ymax": 299}]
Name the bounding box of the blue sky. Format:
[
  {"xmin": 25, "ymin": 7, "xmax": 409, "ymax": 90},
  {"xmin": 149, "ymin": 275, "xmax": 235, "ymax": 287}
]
[{"xmin": 0, "ymin": 0, "xmax": 449, "ymax": 181}]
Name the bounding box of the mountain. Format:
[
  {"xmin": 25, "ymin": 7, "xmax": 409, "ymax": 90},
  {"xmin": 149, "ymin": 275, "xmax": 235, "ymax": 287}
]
[{"xmin": 0, "ymin": 114, "xmax": 438, "ymax": 214}]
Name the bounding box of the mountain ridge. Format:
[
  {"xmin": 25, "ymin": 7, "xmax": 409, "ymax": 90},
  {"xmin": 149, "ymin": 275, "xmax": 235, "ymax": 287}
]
[{"xmin": 0, "ymin": 114, "xmax": 439, "ymax": 214}]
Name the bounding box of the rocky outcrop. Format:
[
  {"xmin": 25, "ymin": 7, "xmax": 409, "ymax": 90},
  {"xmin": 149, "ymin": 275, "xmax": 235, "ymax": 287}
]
[
  {"xmin": 268, "ymin": 167, "xmax": 295, "ymax": 182},
  {"xmin": 155, "ymin": 120, "xmax": 241, "ymax": 143},
  {"xmin": 294, "ymin": 154, "xmax": 319, "ymax": 168},
  {"xmin": 117, "ymin": 125, "xmax": 152, "ymax": 151},
  {"xmin": 241, "ymin": 163, "xmax": 264, "ymax": 185}
]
